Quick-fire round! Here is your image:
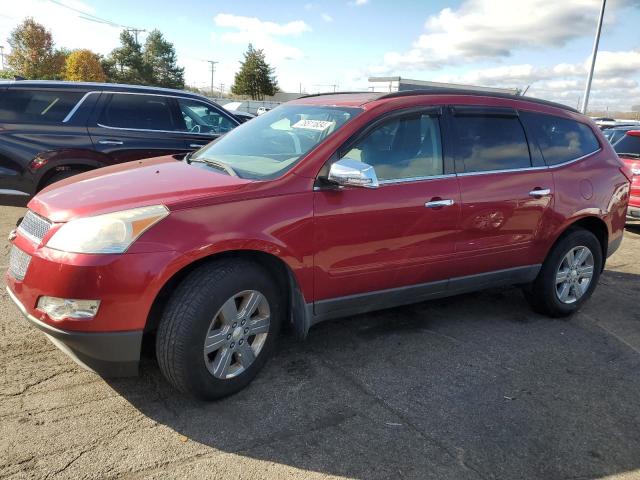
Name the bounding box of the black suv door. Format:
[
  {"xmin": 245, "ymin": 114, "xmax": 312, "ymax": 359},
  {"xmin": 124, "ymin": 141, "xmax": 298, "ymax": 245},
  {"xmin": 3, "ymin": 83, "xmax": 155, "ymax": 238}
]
[{"xmin": 88, "ymin": 92, "xmax": 193, "ymax": 164}]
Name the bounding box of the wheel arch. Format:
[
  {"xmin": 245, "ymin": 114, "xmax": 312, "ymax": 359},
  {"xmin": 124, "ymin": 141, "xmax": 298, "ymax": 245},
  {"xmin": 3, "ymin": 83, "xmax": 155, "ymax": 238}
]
[
  {"xmin": 550, "ymin": 215, "xmax": 609, "ymax": 270},
  {"xmin": 145, "ymin": 249, "xmax": 311, "ymax": 341}
]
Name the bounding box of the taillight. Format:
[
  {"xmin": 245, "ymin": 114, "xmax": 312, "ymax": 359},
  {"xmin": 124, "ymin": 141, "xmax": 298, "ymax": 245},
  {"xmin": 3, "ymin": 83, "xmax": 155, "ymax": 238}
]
[{"xmin": 620, "ymin": 164, "xmax": 634, "ymax": 182}]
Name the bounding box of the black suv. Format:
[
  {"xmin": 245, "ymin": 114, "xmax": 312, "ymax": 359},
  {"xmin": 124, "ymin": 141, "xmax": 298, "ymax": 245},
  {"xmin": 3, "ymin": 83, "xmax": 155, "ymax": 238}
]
[{"xmin": 0, "ymin": 80, "xmax": 240, "ymax": 206}]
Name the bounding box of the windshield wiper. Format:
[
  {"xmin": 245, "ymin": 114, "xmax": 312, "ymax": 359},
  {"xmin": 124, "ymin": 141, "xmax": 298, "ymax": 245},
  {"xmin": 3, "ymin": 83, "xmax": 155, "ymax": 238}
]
[
  {"xmin": 188, "ymin": 157, "xmax": 238, "ymax": 177},
  {"xmin": 617, "ymin": 152, "xmax": 640, "ymax": 158}
]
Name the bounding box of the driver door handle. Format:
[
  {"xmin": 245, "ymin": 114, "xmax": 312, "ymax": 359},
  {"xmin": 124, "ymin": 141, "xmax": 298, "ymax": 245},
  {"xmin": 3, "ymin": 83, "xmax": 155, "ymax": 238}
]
[
  {"xmin": 98, "ymin": 139, "xmax": 123, "ymax": 145},
  {"xmin": 425, "ymin": 199, "xmax": 455, "ymax": 208}
]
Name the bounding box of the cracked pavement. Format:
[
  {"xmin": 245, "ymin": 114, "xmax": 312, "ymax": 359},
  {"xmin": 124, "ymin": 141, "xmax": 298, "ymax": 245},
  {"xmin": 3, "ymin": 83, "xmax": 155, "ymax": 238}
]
[{"xmin": 1, "ymin": 205, "xmax": 640, "ymax": 480}]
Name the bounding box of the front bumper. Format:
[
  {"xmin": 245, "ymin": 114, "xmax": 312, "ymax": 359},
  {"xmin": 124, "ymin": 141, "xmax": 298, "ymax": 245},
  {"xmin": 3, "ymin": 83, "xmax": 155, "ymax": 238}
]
[{"xmin": 7, "ymin": 286, "xmax": 142, "ymax": 376}]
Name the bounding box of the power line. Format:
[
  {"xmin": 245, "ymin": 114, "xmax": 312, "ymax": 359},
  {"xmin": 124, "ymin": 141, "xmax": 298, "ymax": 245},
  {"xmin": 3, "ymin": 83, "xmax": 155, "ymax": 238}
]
[{"xmin": 47, "ymin": 0, "xmax": 144, "ymax": 31}]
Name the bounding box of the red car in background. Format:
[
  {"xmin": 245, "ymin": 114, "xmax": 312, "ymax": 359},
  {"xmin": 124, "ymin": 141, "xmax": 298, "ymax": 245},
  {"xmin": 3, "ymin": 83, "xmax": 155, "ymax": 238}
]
[
  {"xmin": 612, "ymin": 130, "xmax": 640, "ymax": 220},
  {"xmin": 6, "ymin": 90, "xmax": 631, "ymax": 399}
]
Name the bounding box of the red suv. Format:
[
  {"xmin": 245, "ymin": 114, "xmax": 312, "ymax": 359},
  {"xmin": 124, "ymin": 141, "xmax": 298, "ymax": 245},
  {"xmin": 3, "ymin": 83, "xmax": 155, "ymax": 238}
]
[
  {"xmin": 611, "ymin": 129, "xmax": 640, "ymax": 220},
  {"xmin": 6, "ymin": 91, "xmax": 631, "ymax": 399}
]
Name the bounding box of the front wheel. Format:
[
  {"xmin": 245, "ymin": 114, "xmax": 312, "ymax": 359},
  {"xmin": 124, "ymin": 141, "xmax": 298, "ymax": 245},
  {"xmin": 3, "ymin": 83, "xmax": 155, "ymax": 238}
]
[
  {"xmin": 156, "ymin": 260, "xmax": 282, "ymax": 400},
  {"xmin": 523, "ymin": 228, "xmax": 602, "ymax": 317}
]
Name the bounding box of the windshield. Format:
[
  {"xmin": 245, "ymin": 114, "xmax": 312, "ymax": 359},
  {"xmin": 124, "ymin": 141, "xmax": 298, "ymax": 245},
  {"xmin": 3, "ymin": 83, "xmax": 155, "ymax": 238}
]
[{"xmin": 191, "ymin": 105, "xmax": 362, "ymax": 179}]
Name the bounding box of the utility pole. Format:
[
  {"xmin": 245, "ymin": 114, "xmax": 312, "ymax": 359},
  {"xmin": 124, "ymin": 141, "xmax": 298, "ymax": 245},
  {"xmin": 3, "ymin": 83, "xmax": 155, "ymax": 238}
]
[
  {"xmin": 582, "ymin": 0, "xmax": 606, "ymax": 114},
  {"xmin": 125, "ymin": 28, "xmax": 146, "ymax": 46},
  {"xmin": 219, "ymin": 83, "xmax": 224, "ymax": 96},
  {"xmin": 207, "ymin": 60, "xmax": 218, "ymax": 98}
]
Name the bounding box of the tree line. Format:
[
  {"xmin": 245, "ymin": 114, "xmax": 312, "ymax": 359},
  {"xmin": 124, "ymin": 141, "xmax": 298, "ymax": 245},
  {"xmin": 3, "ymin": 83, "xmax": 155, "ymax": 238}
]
[{"xmin": 2, "ymin": 17, "xmax": 279, "ymax": 99}]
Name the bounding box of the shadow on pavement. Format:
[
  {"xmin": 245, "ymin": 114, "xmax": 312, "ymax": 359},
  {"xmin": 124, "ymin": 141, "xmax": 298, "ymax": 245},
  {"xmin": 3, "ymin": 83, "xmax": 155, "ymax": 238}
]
[{"xmin": 107, "ymin": 284, "xmax": 640, "ymax": 480}]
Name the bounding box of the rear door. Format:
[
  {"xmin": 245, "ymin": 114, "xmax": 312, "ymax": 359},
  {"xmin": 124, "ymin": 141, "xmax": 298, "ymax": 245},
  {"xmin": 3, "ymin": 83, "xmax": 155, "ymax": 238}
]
[
  {"xmin": 0, "ymin": 87, "xmax": 94, "ymax": 199},
  {"xmin": 173, "ymin": 97, "xmax": 239, "ymax": 151},
  {"xmin": 88, "ymin": 92, "xmax": 190, "ymax": 164},
  {"xmin": 448, "ymin": 106, "xmax": 554, "ymax": 278}
]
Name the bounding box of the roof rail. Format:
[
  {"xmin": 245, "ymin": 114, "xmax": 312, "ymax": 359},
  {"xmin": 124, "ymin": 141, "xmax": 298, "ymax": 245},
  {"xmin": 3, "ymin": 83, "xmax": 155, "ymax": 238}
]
[
  {"xmin": 378, "ymin": 89, "xmax": 579, "ymax": 113},
  {"xmin": 297, "ymin": 91, "xmax": 377, "ymax": 99}
]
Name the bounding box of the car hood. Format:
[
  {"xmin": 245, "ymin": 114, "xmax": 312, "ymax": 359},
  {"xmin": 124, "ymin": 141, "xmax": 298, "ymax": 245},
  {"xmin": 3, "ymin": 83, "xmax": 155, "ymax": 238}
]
[{"xmin": 29, "ymin": 156, "xmax": 253, "ymax": 223}]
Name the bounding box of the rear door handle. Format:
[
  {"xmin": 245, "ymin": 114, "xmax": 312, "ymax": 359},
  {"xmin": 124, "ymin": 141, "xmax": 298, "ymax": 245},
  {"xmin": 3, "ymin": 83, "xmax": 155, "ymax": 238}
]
[
  {"xmin": 98, "ymin": 139, "xmax": 123, "ymax": 145},
  {"xmin": 529, "ymin": 188, "xmax": 551, "ymax": 197},
  {"xmin": 425, "ymin": 199, "xmax": 455, "ymax": 208}
]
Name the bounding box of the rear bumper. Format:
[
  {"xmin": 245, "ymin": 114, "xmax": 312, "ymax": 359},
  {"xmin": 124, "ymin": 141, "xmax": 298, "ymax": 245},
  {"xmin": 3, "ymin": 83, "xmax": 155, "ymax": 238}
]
[{"xmin": 7, "ymin": 286, "xmax": 142, "ymax": 377}]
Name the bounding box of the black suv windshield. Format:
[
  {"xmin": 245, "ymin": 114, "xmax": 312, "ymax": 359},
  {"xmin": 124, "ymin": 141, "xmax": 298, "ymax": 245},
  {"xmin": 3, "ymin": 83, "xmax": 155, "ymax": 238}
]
[{"xmin": 192, "ymin": 105, "xmax": 362, "ymax": 179}]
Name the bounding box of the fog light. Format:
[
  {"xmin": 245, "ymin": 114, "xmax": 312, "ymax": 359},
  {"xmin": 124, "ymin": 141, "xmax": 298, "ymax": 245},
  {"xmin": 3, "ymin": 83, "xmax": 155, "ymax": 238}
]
[{"xmin": 37, "ymin": 297, "xmax": 100, "ymax": 321}]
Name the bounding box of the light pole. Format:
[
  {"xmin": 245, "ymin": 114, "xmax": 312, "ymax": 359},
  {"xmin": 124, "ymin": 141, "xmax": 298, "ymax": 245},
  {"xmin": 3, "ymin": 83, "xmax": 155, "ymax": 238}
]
[
  {"xmin": 207, "ymin": 60, "xmax": 218, "ymax": 98},
  {"xmin": 582, "ymin": 0, "xmax": 606, "ymax": 114}
]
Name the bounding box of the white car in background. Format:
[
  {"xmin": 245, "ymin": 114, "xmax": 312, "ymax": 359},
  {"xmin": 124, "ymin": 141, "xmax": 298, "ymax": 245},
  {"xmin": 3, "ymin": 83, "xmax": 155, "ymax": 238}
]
[{"xmin": 257, "ymin": 106, "xmax": 271, "ymax": 115}]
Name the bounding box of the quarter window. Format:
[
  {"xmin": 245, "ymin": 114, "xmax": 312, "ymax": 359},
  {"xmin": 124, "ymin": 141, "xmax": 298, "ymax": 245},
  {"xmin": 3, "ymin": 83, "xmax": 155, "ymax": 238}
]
[
  {"xmin": 176, "ymin": 98, "xmax": 235, "ymax": 135},
  {"xmin": 0, "ymin": 89, "xmax": 85, "ymax": 124},
  {"xmin": 341, "ymin": 113, "xmax": 443, "ymax": 181},
  {"xmin": 520, "ymin": 112, "xmax": 600, "ymax": 165},
  {"xmin": 98, "ymin": 94, "xmax": 176, "ymax": 131},
  {"xmin": 450, "ymin": 114, "xmax": 531, "ymax": 173}
]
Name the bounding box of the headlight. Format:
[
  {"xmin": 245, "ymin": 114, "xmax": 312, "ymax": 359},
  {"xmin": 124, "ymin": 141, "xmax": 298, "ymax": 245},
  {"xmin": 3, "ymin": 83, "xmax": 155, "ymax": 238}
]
[{"xmin": 46, "ymin": 205, "xmax": 169, "ymax": 254}]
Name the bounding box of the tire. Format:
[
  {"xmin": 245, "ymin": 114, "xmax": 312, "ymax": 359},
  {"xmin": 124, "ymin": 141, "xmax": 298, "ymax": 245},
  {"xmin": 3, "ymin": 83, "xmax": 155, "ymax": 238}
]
[
  {"xmin": 523, "ymin": 228, "xmax": 602, "ymax": 317},
  {"xmin": 156, "ymin": 260, "xmax": 283, "ymax": 400},
  {"xmin": 41, "ymin": 169, "xmax": 83, "ymax": 189}
]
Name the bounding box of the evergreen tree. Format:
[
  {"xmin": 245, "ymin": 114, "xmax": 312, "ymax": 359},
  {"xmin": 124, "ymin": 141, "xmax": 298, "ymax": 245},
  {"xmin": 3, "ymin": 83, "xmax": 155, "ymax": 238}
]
[
  {"xmin": 143, "ymin": 30, "xmax": 185, "ymax": 89},
  {"xmin": 231, "ymin": 44, "xmax": 278, "ymax": 100},
  {"xmin": 103, "ymin": 30, "xmax": 149, "ymax": 84}
]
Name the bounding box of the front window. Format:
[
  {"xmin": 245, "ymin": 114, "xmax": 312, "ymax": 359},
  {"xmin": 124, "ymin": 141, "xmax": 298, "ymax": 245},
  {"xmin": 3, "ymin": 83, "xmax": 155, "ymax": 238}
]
[
  {"xmin": 176, "ymin": 98, "xmax": 236, "ymax": 135},
  {"xmin": 191, "ymin": 105, "xmax": 362, "ymax": 179}
]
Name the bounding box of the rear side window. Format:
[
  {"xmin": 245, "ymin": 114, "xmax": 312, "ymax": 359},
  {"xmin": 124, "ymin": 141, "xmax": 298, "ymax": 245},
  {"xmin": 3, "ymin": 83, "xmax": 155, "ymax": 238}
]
[
  {"xmin": 98, "ymin": 93, "xmax": 176, "ymax": 131},
  {"xmin": 520, "ymin": 112, "xmax": 600, "ymax": 165},
  {"xmin": 0, "ymin": 89, "xmax": 84, "ymax": 124},
  {"xmin": 450, "ymin": 113, "xmax": 531, "ymax": 173}
]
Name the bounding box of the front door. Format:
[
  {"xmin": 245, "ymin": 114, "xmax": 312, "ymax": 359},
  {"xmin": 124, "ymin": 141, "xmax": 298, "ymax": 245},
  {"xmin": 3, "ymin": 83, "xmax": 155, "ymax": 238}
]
[
  {"xmin": 173, "ymin": 97, "xmax": 239, "ymax": 151},
  {"xmin": 313, "ymin": 109, "xmax": 461, "ymax": 314}
]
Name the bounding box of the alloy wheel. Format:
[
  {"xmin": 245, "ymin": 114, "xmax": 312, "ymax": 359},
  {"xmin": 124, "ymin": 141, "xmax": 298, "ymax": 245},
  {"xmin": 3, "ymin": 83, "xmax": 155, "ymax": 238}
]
[
  {"xmin": 555, "ymin": 245, "xmax": 595, "ymax": 304},
  {"xmin": 203, "ymin": 290, "xmax": 270, "ymax": 379}
]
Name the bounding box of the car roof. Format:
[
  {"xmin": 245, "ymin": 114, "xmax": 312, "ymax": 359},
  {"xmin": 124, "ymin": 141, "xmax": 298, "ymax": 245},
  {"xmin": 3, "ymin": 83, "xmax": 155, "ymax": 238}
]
[
  {"xmin": 0, "ymin": 80, "xmax": 213, "ymax": 102},
  {"xmin": 290, "ymin": 89, "xmax": 580, "ymax": 114}
]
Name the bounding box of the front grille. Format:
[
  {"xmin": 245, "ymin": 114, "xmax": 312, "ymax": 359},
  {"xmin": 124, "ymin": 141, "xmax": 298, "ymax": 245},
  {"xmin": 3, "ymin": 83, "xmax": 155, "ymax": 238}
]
[
  {"xmin": 17, "ymin": 210, "xmax": 52, "ymax": 244},
  {"xmin": 8, "ymin": 245, "xmax": 31, "ymax": 281}
]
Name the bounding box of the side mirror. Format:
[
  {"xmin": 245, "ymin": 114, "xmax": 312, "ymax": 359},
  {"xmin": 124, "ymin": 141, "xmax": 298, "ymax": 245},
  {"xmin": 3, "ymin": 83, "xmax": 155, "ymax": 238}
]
[{"xmin": 327, "ymin": 158, "xmax": 379, "ymax": 189}]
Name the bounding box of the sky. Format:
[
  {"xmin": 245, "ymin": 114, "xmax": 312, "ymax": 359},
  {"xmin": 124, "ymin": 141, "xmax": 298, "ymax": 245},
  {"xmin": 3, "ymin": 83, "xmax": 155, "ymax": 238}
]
[{"xmin": 1, "ymin": 0, "xmax": 639, "ymax": 111}]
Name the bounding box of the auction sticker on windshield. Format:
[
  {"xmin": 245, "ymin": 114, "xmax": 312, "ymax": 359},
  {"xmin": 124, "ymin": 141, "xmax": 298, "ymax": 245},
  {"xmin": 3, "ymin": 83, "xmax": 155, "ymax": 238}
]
[{"xmin": 292, "ymin": 119, "xmax": 334, "ymax": 131}]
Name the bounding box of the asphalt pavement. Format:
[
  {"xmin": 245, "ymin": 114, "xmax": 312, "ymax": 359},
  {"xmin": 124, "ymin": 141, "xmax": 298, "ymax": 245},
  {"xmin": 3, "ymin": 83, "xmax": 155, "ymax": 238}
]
[{"xmin": 1, "ymin": 205, "xmax": 640, "ymax": 480}]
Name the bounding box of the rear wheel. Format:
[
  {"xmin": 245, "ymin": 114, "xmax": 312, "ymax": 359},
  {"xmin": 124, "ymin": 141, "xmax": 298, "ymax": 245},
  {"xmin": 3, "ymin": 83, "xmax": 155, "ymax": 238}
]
[
  {"xmin": 523, "ymin": 228, "xmax": 602, "ymax": 317},
  {"xmin": 156, "ymin": 260, "xmax": 282, "ymax": 400}
]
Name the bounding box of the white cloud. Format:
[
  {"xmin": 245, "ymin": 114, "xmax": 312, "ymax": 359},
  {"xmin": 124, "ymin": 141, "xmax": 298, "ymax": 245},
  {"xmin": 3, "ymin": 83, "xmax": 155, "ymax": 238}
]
[
  {"xmin": 0, "ymin": 0, "xmax": 122, "ymax": 55},
  {"xmin": 213, "ymin": 13, "xmax": 311, "ymax": 62},
  {"xmin": 375, "ymin": 0, "xmax": 638, "ymax": 73},
  {"xmin": 321, "ymin": 13, "xmax": 334, "ymax": 23},
  {"xmin": 349, "ymin": 0, "xmax": 369, "ymax": 6}
]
